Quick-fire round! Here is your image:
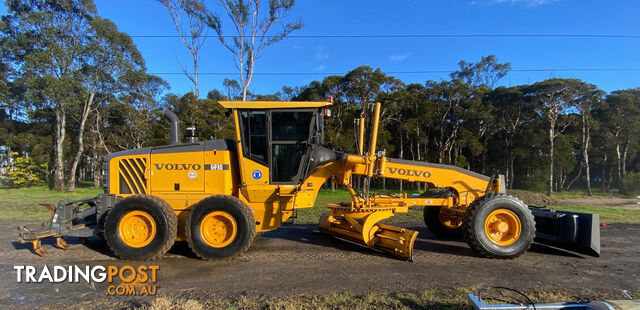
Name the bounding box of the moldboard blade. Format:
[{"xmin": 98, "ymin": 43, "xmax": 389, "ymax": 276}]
[{"xmin": 530, "ymin": 207, "xmax": 600, "ymax": 257}]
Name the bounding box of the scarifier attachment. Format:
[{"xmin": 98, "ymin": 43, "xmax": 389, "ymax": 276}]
[
  {"xmin": 319, "ymin": 203, "xmax": 418, "ymax": 261},
  {"xmin": 17, "ymin": 194, "xmax": 117, "ymax": 256}
]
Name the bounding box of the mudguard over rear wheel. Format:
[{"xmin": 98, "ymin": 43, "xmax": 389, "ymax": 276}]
[
  {"xmin": 186, "ymin": 195, "xmax": 256, "ymax": 260},
  {"xmin": 463, "ymin": 194, "xmax": 535, "ymax": 259}
]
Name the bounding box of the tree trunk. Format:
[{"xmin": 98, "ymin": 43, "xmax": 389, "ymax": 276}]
[
  {"xmin": 548, "ymin": 125, "xmax": 555, "ymax": 196},
  {"xmin": 482, "ymin": 134, "xmax": 489, "ymax": 174},
  {"xmin": 68, "ymin": 92, "xmax": 95, "ymax": 192},
  {"xmin": 399, "ymin": 132, "xmax": 404, "ymax": 192},
  {"xmin": 4, "ymin": 146, "xmax": 11, "ymax": 175},
  {"xmin": 53, "ymin": 109, "xmax": 66, "ymax": 191},
  {"xmin": 615, "ymin": 142, "xmax": 622, "ymax": 180},
  {"xmin": 621, "ymin": 136, "xmax": 630, "ymax": 178},
  {"xmin": 509, "ymin": 154, "xmax": 515, "ymax": 189},
  {"xmin": 93, "ymin": 155, "xmax": 101, "ymax": 188},
  {"xmin": 566, "ymin": 165, "xmax": 582, "ymax": 190},
  {"xmin": 601, "ymin": 153, "xmax": 607, "ymax": 192},
  {"xmin": 583, "ymin": 114, "xmax": 592, "ymax": 196},
  {"xmin": 193, "ymin": 53, "xmax": 199, "ymax": 98}
]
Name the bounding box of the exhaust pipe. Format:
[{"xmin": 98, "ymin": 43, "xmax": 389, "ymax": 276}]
[{"xmin": 164, "ymin": 110, "xmax": 180, "ymax": 145}]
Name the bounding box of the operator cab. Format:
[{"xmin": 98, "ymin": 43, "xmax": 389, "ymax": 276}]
[{"xmin": 219, "ymin": 101, "xmax": 336, "ymax": 185}]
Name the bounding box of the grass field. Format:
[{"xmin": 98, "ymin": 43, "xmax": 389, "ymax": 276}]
[
  {"xmin": 1, "ymin": 186, "xmax": 638, "ymax": 224},
  {"xmin": 551, "ymin": 204, "xmax": 640, "ymax": 224},
  {"xmin": 549, "ymin": 189, "xmax": 633, "ymax": 199},
  {"xmin": 0, "ymin": 185, "xmax": 103, "ymax": 221},
  {"xmin": 139, "ymin": 287, "xmax": 635, "ymax": 310}
]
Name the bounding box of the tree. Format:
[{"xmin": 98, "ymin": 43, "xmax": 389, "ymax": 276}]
[
  {"xmin": 605, "ymin": 89, "xmax": 640, "ymax": 181},
  {"xmin": 451, "ymin": 55, "xmax": 510, "ymax": 173},
  {"xmin": 158, "ymin": 0, "xmax": 208, "ymax": 98},
  {"xmin": 223, "ymin": 78, "xmax": 241, "ymax": 100},
  {"xmin": 67, "ymin": 17, "xmax": 150, "ymax": 191},
  {"xmin": 199, "ymin": 0, "xmax": 302, "ymax": 100},
  {"xmin": 424, "ymin": 79, "xmax": 478, "ymax": 165},
  {"xmin": 569, "ymin": 82, "xmax": 604, "ymax": 196},
  {"xmin": 5, "ymin": 152, "xmax": 48, "ymax": 186},
  {"xmin": 3, "ymin": 0, "xmax": 97, "ymax": 190},
  {"xmin": 451, "ymin": 55, "xmax": 511, "ymax": 89},
  {"xmin": 486, "ymin": 86, "xmax": 530, "ymax": 188},
  {"xmin": 524, "ymin": 79, "xmax": 579, "ymax": 195}
]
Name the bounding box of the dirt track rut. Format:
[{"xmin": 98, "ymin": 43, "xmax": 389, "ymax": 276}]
[{"xmin": 0, "ymin": 220, "xmax": 638, "ymax": 308}]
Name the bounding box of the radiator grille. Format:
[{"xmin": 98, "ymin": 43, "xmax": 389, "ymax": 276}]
[{"xmin": 118, "ymin": 158, "xmax": 147, "ymax": 195}]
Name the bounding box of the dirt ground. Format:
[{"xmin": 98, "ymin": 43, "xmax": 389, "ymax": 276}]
[{"xmin": 0, "ymin": 217, "xmax": 638, "ymax": 309}]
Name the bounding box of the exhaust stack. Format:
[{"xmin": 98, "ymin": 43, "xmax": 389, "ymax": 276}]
[{"xmin": 164, "ymin": 110, "xmax": 180, "ymax": 145}]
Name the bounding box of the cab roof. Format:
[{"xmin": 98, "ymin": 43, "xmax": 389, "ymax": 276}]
[{"xmin": 218, "ymin": 101, "xmax": 332, "ymax": 109}]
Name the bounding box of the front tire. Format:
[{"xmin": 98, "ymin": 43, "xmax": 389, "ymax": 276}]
[
  {"xmin": 186, "ymin": 195, "xmax": 256, "ymax": 260},
  {"xmin": 463, "ymin": 194, "xmax": 535, "ymax": 259},
  {"xmin": 104, "ymin": 195, "xmax": 177, "ymax": 260}
]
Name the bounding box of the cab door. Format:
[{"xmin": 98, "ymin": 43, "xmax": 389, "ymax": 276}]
[{"xmin": 269, "ymin": 110, "xmax": 315, "ymax": 184}]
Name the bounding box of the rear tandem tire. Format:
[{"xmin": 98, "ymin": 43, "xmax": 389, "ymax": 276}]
[
  {"xmin": 462, "ymin": 194, "xmax": 535, "ymax": 259},
  {"xmin": 423, "ymin": 206, "xmax": 463, "ymax": 239},
  {"xmin": 104, "ymin": 195, "xmax": 177, "ymax": 260},
  {"xmin": 186, "ymin": 195, "xmax": 256, "ymax": 260}
]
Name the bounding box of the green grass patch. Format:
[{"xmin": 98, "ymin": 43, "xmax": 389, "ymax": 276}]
[
  {"xmin": 0, "ymin": 185, "xmax": 103, "ymax": 221},
  {"xmin": 552, "ymin": 205, "xmax": 640, "ymax": 224},
  {"xmin": 550, "ymin": 189, "xmax": 630, "ymax": 199},
  {"xmin": 295, "ymin": 189, "xmax": 425, "ymax": 225},
  {"xmin": 137, "ymin": 287, "xmax": 636, "ymax": 310}
]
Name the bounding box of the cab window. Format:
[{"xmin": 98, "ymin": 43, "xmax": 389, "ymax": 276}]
[{"xmin": 239, "ymin": 111, "xmax": 267, "ymax": 164}]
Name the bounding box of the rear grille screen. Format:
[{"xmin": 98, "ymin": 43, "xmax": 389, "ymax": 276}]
[{"xmin": 118, "ymin": 158, "xmax": 147, "ymax": 195}]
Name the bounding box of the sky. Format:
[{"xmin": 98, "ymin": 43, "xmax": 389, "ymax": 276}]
[{"xmin": 2, "ymin": 0, "xmax": 639, "ymax": 97}]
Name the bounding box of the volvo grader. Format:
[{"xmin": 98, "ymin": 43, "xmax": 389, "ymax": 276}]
[{"xmin": 17, "ymin": 100, "xmax": 600, "ymax": 261}]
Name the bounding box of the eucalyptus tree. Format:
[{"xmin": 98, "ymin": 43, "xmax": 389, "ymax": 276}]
[
  {"xmin": 67, "ymin": 17, "xmax": 151, "ymax": 191},
  {"xmin": 198, "ymin": 0, "xmax": 302, "ymax": 100},
  {"xmin": 3, "ymin": 0, "xmax": 97, "ymax": 190},
  {"xmin": 568, "ymin": 82, "xmax": 604, "ymax": 196},
  {"xmin": 450, "ymin": 55, "xmax": 511, "ymax": 89},
  {"xmin": 485, "ymin": 86, "xmax": 529, "ymax": 188},
  {"xmin": 424, "ymin": 79, "xmax": 477, "ymax": 165},
  {"xmin": 158, "ymin": 0, "xmax": 208, "ymax": 98},
  {"xmin": 604, "ymin": 89, "xmax": 640, "ymax": 181},
  {"xmin": 524, "ymin": 79, "xmax": 580, "ymax": 195}
]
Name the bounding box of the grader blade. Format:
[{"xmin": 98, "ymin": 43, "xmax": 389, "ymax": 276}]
[
  {"xmin": 320, "ymin": 205, "xmax": 418, "ymax": 261},
  {"xmin": 529, "ymin": 207, "xmax": 601, "ymax": 257}
]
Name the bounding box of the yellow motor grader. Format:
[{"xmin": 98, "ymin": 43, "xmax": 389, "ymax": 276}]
[{"xmin": 17, "ymin": 100, "xmax": 600, "ymax": 261}]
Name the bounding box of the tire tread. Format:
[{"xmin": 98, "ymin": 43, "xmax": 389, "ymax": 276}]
[
  {"xmin": 462, "ymin": 193, "xmax": 535, "ymax": 259},
  {"xmin": 186, "ymin": 195, "xmax": 256, "ymax": 261},
  {"xmin": 105, "ymin": 195, "xmax": 177, "ymax": 260}
]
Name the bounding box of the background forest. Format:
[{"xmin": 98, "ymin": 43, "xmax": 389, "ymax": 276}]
[{"xmin": 1, "ymin": 0, "xmax": 639, "ymax": 196}]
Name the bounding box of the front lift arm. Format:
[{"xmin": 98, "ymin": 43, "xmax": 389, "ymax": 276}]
[{"xmin": 315, "ymin": 102, "xmax": 503, "ymax": 261}]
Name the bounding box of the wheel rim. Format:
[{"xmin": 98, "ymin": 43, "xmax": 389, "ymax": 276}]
[
  {"xmin": 484, "ymin": 209, "xmax": 521, "ymax": 246},
  {"xmin": 200, "ymin": 211, "xmax": 237, "ymax": 248},
  {"xmin": 439, "ymin": 208, "xmax": 462, "ymax": 229},
  {"xmin": 119, "ymin": 210, "xmax": 156, "ymax": 248}
]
